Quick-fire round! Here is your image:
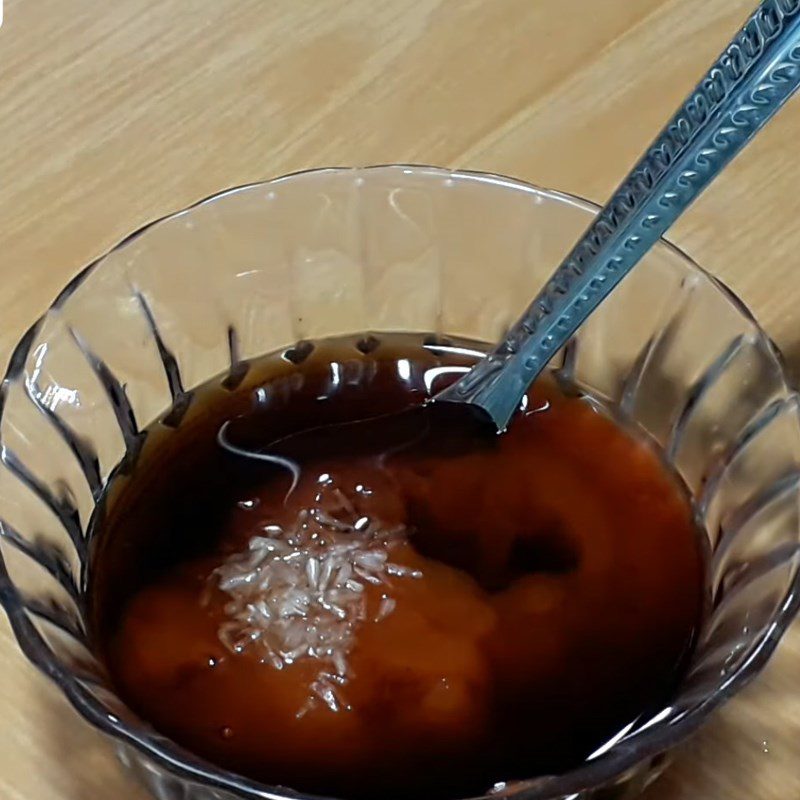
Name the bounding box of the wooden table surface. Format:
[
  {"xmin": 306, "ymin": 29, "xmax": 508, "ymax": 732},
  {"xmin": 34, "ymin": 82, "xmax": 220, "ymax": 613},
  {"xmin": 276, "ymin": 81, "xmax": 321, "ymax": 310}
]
[{"xmin": 1, "ymin": 1, "xmax": 799, "ymax": 798}]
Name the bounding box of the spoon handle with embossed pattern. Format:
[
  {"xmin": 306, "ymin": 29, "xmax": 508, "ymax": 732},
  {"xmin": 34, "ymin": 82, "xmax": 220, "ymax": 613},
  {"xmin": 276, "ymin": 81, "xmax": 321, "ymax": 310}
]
[{"xmin": 437, "ymin": 0, "xmax": 800, "ymax": 431}]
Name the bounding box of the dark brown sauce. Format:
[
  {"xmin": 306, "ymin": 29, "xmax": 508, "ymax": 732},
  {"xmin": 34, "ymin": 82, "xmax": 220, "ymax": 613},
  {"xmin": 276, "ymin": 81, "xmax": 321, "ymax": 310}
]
[{"xmin": 90, "ymin": 333, "xmax": 706, "ymax": 800}]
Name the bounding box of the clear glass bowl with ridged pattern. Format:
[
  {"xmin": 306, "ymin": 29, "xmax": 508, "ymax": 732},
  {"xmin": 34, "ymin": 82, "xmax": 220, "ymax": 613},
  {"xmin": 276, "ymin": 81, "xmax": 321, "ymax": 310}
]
[{"xmin": 1, "ymin": 165, "xmax": 799, "ymax": 800}]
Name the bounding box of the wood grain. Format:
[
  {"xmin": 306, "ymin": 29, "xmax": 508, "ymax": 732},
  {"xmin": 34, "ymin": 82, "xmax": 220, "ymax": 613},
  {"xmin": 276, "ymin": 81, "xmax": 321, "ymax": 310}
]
[{"xmin": 0, "ymin": 1, "xmax": 798, "ymax": 798}]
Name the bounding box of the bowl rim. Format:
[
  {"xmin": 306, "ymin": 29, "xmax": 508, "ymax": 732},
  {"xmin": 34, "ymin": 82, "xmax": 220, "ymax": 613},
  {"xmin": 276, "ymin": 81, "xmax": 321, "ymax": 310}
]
[{"xmin": 1, "ymin": 163, "xmax": 798, "ymax": 800}]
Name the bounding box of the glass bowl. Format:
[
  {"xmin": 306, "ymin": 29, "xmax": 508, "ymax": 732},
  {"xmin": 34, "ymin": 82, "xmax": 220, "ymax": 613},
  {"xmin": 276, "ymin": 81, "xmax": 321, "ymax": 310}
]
[{"xmin": 1, "ymin": 165, "xmax": 799, "ymax": 800}]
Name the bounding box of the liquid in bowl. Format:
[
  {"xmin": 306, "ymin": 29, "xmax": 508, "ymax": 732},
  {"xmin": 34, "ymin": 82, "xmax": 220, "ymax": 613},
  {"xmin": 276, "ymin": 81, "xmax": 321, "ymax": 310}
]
[{"xmin": 90, "ymin": 333, "xmax": 706, "ymax": 800}]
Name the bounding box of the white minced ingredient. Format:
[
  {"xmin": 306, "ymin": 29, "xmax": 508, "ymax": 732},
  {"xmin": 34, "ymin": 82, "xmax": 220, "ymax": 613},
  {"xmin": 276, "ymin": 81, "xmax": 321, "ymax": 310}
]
[{"xmin": 211, "ymin": 482, "xmax": 421, "ymax": 716}]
